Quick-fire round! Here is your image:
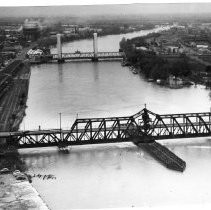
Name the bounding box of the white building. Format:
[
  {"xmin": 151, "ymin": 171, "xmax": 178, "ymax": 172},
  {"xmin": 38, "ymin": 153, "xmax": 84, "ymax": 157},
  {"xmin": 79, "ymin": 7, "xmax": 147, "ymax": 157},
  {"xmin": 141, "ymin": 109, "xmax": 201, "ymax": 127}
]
[
  {"xmin": 196, "ymin": 44, "xmax": 209, "ymax": 49},
  {"xmin": 27, "ymin": 49, "xmax": 44, "ymax": 58}
]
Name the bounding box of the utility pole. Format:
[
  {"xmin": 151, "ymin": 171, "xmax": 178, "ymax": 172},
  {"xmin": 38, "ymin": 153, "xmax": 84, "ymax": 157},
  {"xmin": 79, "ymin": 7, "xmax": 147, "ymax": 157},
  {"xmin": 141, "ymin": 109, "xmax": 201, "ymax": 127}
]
[{"xmin": 59, "ymin": 112, "xmax": 62, "ymax": 140}]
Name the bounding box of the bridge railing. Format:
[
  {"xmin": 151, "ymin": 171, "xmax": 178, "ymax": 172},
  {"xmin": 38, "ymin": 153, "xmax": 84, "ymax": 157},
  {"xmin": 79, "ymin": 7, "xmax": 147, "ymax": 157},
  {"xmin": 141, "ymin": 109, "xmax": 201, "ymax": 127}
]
[
  {"xmin": 50, "ymin": 52, "xmax": 124, "ymax": 60},
  {"xmin": 1, "ymin": 108, "xmax": 211, "ymax": 148}
]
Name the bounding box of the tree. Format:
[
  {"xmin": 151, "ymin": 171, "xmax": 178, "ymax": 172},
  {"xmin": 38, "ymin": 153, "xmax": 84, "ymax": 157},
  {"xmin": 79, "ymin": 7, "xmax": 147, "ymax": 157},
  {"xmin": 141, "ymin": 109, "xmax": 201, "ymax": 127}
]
[
  {"xmin": 170, "ymin": 59, "xmax": 191, "ymax": 77},
  {"xmin": 119, "ymin": 37, "xmax": 127, "ymax": 50}
]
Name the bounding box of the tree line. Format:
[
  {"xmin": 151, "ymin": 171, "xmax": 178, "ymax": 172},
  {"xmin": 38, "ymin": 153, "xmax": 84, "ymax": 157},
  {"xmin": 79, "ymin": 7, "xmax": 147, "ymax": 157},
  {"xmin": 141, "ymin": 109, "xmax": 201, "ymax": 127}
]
[{"xmin": 120, "ymin": 36, "xmax": 192, "ymax": 81}]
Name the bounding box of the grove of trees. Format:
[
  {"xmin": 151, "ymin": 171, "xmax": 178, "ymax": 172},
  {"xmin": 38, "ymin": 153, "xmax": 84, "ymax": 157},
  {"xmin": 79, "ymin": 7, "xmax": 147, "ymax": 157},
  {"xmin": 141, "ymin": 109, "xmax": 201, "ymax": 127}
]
[{"xmin": 120, "ymin": 37, "xmax": 192, "ymax": 81}]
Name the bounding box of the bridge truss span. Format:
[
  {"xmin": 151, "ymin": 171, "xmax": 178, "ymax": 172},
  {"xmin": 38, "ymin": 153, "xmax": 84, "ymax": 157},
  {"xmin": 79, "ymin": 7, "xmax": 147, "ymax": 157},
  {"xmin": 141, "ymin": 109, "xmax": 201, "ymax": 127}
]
[
  {"xmin": 134, "ymin": 109, "xmax": 211, "ymax": 139},
  {"xmin": 50, "ymin": 51, "xmax": 124, "ymax": 61},
  {"xmin": 1, "ymin": 108, "xmax": 211, "ymax": 148}
]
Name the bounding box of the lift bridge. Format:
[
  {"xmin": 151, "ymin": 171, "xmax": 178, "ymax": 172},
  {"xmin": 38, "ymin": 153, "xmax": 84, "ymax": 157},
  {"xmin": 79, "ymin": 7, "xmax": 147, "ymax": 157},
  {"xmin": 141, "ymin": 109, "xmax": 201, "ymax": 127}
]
[
  {"xmin": 44, "ymin": 33, "xmax": 125, "ymax": 63},
  {"xmin": 1, "ymin": 108, "xmax": 211, "ymax": 149},
  {"xmin": 50, "ymin": 51, "xmax": 124, "ymax": 62}
]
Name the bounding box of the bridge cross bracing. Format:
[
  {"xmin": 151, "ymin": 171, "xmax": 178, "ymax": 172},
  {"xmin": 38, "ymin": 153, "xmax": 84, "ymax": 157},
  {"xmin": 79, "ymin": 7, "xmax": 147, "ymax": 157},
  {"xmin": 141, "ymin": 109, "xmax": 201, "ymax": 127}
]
[{"xmin": 0, "ymin": 108, "xmax": 211, "ymax": 149}]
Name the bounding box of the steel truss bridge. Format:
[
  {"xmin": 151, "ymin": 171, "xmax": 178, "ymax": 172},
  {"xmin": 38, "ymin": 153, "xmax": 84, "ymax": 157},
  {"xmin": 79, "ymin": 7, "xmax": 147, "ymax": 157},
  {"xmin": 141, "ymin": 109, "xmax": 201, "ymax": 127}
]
[
  {"xmin": 49, "ymin": 52, "xmax": 124, "ymax": 61},
  {"xmin": 1, "ymin": 108, "xmax": 211, "ymax": 149}
]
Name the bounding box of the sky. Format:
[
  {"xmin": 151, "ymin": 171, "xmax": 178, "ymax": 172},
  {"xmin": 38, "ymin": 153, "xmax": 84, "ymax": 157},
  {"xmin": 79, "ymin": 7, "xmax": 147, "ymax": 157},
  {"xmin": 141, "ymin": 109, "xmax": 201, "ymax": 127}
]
[
  {"xmin": 1, "ymin": 1, "xmax": 211, "ymax": 18},
  {"xmin": 1, "ymin": 3, "xmax": 211, "ymax": 18},
  {"xmin": 1, "ymin": 0, "xmax": 211, "ymax": 6}
]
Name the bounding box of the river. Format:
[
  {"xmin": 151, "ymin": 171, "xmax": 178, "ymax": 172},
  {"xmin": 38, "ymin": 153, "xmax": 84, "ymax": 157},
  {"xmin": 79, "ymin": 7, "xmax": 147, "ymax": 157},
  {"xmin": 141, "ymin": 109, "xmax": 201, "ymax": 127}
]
[{"xmin": 19, "ymin": 26, "xmax": 211, "ymax": 209}]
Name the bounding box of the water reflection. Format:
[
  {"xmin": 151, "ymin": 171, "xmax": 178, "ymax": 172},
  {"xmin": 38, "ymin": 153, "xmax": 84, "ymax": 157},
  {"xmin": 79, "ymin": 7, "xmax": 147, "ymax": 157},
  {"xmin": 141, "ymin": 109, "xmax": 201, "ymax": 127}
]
[
  {"xmin": 92, "ymin": 62, "xmax": 99, "ymax": 81},
  {"xmin": 57, "ymin": 63, "xmax": 64, "ymax": 83},
  {"xmin": 21, "ymin": 144, "xmax": 141, "ymax": 169}
]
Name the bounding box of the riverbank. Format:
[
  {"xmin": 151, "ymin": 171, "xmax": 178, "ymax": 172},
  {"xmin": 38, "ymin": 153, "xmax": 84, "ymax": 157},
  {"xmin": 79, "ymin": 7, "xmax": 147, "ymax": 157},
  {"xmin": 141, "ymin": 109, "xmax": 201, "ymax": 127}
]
[
  {"xmin": 0, "ymin": 173, "xmax": 49, "ymax": 209},
  {"xmin": 0, "ymin": 66, "xmax": 48, "ymax": 206},
  {"xmin": 0, "ymin": 60, "xmax": 30, "ymax": 132},
  {"xmin": 0, "ymin": 57, "xmax": 38, "ymax": 209},
  {"xmin": 120, "ymin": 35, "xmax": 211, "ymax": 89}
]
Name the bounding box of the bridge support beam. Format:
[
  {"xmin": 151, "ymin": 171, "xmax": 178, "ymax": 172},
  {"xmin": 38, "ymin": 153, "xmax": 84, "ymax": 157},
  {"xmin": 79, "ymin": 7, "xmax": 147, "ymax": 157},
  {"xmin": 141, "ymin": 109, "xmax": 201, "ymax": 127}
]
[
  {"xmin": 93, "ymin": 33, "xmax": 98, "ymax": 62},
  {"xmin": 57, "ymin": 34, "xmax": 65, "ymax": 63}
]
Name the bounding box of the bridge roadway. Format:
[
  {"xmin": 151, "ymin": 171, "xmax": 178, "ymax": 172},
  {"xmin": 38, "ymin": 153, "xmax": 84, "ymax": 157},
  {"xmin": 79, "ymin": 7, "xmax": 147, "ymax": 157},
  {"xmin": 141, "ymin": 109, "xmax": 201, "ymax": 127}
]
[
  {"xmin": 0, "ymin": 108, "xmax": 211, "ymax": 149},
  {"xmin": 49, "ymin": 51, "xmax": 124, "ymax": 61}
]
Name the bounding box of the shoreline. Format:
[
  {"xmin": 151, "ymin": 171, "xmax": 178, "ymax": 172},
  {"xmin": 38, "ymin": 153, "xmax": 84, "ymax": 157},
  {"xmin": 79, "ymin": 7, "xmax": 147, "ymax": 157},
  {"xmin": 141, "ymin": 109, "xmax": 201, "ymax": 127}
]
[
  {"xmin": 125, "ymin": 64, "xmax": 195, "ymax": 89},
  {"xmin": 0, "ymin": 54, "xmax": 50, "ymax": 209},
  {"xmin": 0, "ymin": 61, "xmax": 31, "ymax": 132},
  {"xmin": 0, "ymin": 173, "xmax": 50, "ymax": 210},
  {"xmin": 37, "ymin": 26, "xmax": 156, "ymax": 49}
]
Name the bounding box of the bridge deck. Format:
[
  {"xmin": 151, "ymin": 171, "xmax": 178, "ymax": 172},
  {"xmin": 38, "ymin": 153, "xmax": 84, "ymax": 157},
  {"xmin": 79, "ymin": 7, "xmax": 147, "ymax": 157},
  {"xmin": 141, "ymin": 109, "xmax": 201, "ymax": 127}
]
[
  {"xmin": 50, "ymin": 52, "xmax": 124, "ymax": 60},
  {"xmin": 0, "ymin": 108, "xmax": 210, "ymax": 149},
  {"xmin": 1, "ymin": 120, "xmax": 211, "ymax": 137}
]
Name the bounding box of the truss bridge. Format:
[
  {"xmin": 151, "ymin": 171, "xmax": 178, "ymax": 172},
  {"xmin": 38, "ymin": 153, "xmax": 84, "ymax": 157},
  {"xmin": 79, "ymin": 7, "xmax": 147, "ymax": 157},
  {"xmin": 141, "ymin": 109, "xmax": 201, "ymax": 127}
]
[
  {"xmin": 49, "ymin": 51, "xmax": 124, "ymax": 61},
  {"xmin": 1, "ymin": 108, "xmax": 211, "ymax": 149}
]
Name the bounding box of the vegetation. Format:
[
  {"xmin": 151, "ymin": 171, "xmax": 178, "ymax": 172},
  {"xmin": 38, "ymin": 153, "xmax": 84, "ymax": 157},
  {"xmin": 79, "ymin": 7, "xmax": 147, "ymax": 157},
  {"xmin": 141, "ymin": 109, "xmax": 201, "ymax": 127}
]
[
  {"xmin": 37, "ymin": 23, "xmax": 155, "ymax": 49},
  {"xmin": 0, "ymin": 147, "xmax": 26, "ymax": 171},
  {"xmin": 120, "ymin": 36, "xmax": 192, "ymax": 81}
]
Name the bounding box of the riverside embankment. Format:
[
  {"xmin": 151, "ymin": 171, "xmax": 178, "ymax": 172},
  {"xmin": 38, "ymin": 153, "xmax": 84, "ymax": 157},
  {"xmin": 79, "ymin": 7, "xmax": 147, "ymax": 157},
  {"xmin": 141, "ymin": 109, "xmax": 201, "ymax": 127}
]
[
  {"xmin": 0, "ymin": 173, "xmax": 49, "ymax": 209},
  {"xmin": 0, "ymin": 57, "xmax": 50, "ymax": 209},
  {"xmin": 0, "ymin": 60, "xmax": 30, "ymax": 134}
]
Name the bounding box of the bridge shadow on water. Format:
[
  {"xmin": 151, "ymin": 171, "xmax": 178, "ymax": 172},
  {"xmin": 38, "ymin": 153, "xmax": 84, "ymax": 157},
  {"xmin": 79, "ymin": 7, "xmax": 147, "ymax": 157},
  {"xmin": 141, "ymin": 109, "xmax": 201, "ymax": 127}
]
[
  {"xmin": 20, "ymin": 143, "xmax": 145, "ymax": 170},
  {"xmin": 20, "ymin": 137, "xmax": 211, "ymax": 171}
]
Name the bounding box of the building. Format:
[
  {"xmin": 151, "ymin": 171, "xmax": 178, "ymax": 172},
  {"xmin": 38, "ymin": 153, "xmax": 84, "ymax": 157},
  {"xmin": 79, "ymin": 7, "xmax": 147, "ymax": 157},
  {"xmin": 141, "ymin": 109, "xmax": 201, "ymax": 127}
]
[
  {"xmin": 135, "ymin": 46, "xmax": 148, "ymax": 51},
  {"xmin": 78, "ymin": 27, "xmax": 91, "ymax": 34},
  {"xmin": 196, "ymin": 44, "xmax": 209, "ymax": 49},
  {"xmin": 26, "ymin": 49, "xmax": 44, "ymax": 58},
  {"xmin": 168, "ymin": 75, "xmax": 183, "ymax": 88},
  {"xmin": 164, "ymin": 45, "xmax": 179, "ymax": 54},
  {"xmin": 22, "ymin": 19, "xmax": 41, "ymax": 41}
]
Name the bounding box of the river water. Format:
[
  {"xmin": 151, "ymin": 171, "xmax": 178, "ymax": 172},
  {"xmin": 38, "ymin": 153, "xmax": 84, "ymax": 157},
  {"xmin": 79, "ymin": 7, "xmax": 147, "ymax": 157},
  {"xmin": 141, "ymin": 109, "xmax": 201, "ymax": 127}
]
[{"xmin": 20, "ymin": 26, "xmax": 211, "ymax": 209}]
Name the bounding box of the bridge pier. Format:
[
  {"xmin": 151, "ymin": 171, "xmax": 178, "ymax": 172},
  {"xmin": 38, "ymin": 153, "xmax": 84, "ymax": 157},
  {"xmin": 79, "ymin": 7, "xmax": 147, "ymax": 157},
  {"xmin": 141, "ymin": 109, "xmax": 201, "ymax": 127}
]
[
  {"xmin": 91, "ymin": 57, "xmax": 99, "ymax": 62},
  {"xmin": 57, "ymin": 58, "xmax": 65, "ymax": 63},
  {"xmin": 93, "ymin": 33, "xmax": 98, "ymax": 62},
  {"xmin": 57, "ymin": 34, "xmax": 65, "ymax": 63},
  {"xmin": 58, "ymin": 141, "xmax": 69, "ymax": 153}
]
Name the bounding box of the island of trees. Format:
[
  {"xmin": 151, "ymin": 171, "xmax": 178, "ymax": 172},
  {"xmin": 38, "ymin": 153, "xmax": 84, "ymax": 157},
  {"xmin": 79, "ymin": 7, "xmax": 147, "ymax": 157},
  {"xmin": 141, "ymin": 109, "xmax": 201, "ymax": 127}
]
[{"xmin": 119, "ymin": 35, "xmax": 193, "ymax": 86}]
